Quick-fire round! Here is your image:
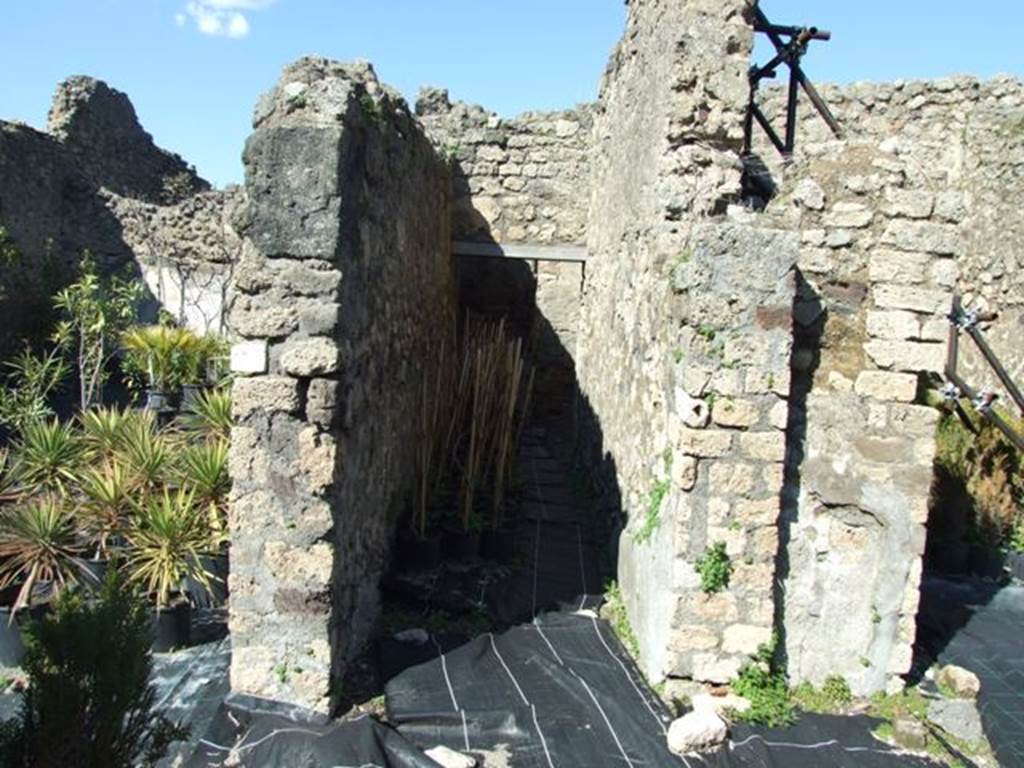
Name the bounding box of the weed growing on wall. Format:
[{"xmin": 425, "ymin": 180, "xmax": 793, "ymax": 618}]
[
  {"xmin": 730, "ymin": 634, "xmax": 794, "ymax": 727},
  {"xmin": 791, "ymin": 675, "xmax": 853, "ymax": 714},
  {"xmin": 602, "ymin": 580, "xmax": 639, "ymax": 659},
  {"xmin": 695, "ymin": 541, "xmax": 732, "ymax": 593}
]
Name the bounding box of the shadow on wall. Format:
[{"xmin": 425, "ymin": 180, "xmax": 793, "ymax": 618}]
[{"xmin": 773, "ymin": 268, "xmax": 824, "ymax": 673}]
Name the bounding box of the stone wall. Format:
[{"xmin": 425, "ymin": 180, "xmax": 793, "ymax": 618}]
[
  {"xmin": 756, "ymin": 76, "xmax": 1024, "ymax": 399},
  {"xmin": 0, "ymin": 77, "xmax": 236, "ymax": 336},
  {"xmin": 576, "ymin": 0, "xmax": 800, "ymax": 685},
  {"xmin": 759, "ymin": 145, "xmax": 947, "ymax": 694},
  {"xmin": 417, "ymin": 90, "xmax": 592, "ymax": 245},
  {"xmin": 227, "ymin": 58, "xmax": 454, "ymax": 714}
]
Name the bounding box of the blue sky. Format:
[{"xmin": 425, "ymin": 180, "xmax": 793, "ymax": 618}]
[{"xmin": 1, "ymin": 1, "xmax": 1021, "ymax": 188}]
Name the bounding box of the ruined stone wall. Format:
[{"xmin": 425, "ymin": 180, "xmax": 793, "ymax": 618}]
[
  {"xmin": 577, "ymin": 0, "xmax": 801, "ymax": 686},
  {"xmin": 747, "ymin": 76, "xmax": 1024, "ymax": 694},
  {"xmin": 419, "ymin": 92, "xmax": 592, "ymax": 418},
  {"xmin": 417, "ymin": 90, "xmax": 592, "ymax": 245},
  {"xmin": 758, "ymin": 146, "xmax": 945, "ymax": 695},
  {"xmin": 227, "ymin": 58, "xmax": 453, "ymax": 714},
  {"xmin": 0, "ymin": 78, "xmax": 236, "ymax": 336},
  {"xmin": 757, "ymin": 76, "xmax": 1024, "ymax": 395}
]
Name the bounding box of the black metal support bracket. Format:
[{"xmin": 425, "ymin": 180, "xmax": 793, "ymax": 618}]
[
  {"xmin": 744, "ymin": 2, "xmax": 843, "ymax": 157},
  {"xmin": 944, "ymin": 293, "xmax": 1024, "ymax": 452}
]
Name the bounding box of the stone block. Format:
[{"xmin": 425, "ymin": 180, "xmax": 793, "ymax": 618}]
[
  {"xmin": 883, "ymin": 188, "xmax": 934, "ymax": 219},
  {"xmin": 671, "ymin": 454, "xmax": 699, "ymax": 491},
  {"xmin": 280, "ymin": 338, "xmax": 340, "ymax": 377},
  {"xmin": 864, "ymin": 340, "xmax": 945, "ymax": 373},
  {"xmin": 880, "ymin": 219, "xmax": 960, "ymax": 255},
  {"xmin": 868, "ymin": 249, "xmax": 930, "ymax": 284},
  {"xmin": 712, "ymin": 399, "xmax": 760, "ymax": 428},
  {"xmin": 873, "ymin": 284, "xmax": 952, "ymax": 315},
  {"xmin": 231, "ymin": 340, "xmax": 269, "ymax": 375},
  {"xmin": 854, "ymin": 371, "xmax": 919, "ymax": 402},
  {"xmin": 738, "ymin": 432, "xmax": 786, "ymax": 462},
  {"xmin": 306, "ymin": 378, "xmax": 340, "ymax": 428},
  {"xmin": 823, "ymin": 202, "xmax": 873, "ymax": 228},
  {"xmin": 678, "ymin": 429, "xmax": 733, "ymax": 458},
  {"xmin": 793, "ymin": 179, "xmax": 825, "ymax": 210},
  {"xmin": 721, "ymin": 624, "xmax": 772, "ymax": 655},
  {"xmin": 708, "ymin": 463, "xmax": 756, "ymax": 495},
  {"xmin": 866, "ymin": 310, "xmax": 918, "ymax": 340},
  {"xmin": 233, "ymin": 376, "xmax": 301, "ymax": 419}
]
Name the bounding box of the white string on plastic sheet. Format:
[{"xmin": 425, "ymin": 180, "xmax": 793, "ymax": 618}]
[
  {"xmin": 569, "ymin": 668, "xmax": 635, "ymax": 767},
  {"xmin": 729, "ymin": 734, "xmax": 904, "ymax": 756},
  {"xmin": 487, "ymin": 632, "xmax": 555, "ymax": 768},
  {"xmin": 431, "ymin": 634, "xmax": 472, "ymax": 751}
]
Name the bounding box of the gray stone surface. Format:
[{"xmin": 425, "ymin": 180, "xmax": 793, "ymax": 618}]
[
  {"xmin": 227, "ymin": 56, "xmax": 454, "ymax": 714},
  {"xmin": 928, "ymin": 698, "xmax": 985, "ymax": 745}
]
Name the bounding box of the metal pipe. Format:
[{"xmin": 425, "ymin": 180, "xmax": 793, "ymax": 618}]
[
  {"xmin": 795, "ymin": 67, "xmax": 844, "ymax": 138},
  {"xmin": 751, "ymin": 104, "xmax": 786, "ymax": 154},
  {"xmin": 965, "ymin": 326, "xmax": 1024, "ymax": 414}
]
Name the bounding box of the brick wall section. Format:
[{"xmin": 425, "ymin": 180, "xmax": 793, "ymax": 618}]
[
  {"xmin": 762, "ymin": 142, "xmax": 947, "ymax": 694},
  {"xmin": 757, "ymin": 76, "xmax": 1024, "ymax": 400},
  {"xmin": 576, "ymin": 0, "xmax": 800, "ymax": 685},
  {"xmin": 226, "ymin": 58, "xmax": 454, "ymax": 714},
  {"xmin": 417, "ymin": 90, "xmax": 592, "ymax": 245}
]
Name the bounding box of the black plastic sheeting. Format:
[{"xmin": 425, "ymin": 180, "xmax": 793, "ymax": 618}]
[
  {"xmin": 917, "ymin": 576, "xmax": 1024, "ymax": 766},
  {"xmin": 384, "ymin": 611, "xmax": 944, "ymax": 768},
  {"xmin": 186, "ymin": 694, "xmax": 440, "ymax": 768}
]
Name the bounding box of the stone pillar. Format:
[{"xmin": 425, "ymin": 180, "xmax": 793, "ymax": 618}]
[{"xmin": 227, "ymin": 58, "xmax": 453, "ymax": 714}]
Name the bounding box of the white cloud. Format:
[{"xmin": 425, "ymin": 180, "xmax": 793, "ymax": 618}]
[{"xmin": 177, "ymin": 0, "xmax": 276, "ymax": 39}]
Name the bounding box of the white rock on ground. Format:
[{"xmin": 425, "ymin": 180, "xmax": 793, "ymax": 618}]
[
  {"xmin": 667, "ymin": 709, "xmax": 729, "ymax": 754},
  {"xmin": 692, "ymin": 692, "xmax": 751, "ymax": 718},
  {"xmin": 425, "ymin": 745, "xmax": 477, "ymax": 768},
  {"xmin": 936, "ymin": 664, "xmax": 981, "ymax": 699}
]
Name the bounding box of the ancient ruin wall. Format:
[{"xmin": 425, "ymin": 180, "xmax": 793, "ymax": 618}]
[
  {"xmin": 417, "ymin": 91, "xmax": 592, "ymax": 245},
  {"xmin": 577, "ymin": 0, "xmax": 799, "ymax": 685},
  {"xmin": 758, "ymin": 76, "xmax": 1024, "ymax": 396},
  {"xmin": 227, "ymin": 58, "xmax": 454, "ymax": 714},
  {"xmin": 748, "ymin": 75, "xmax": 1024, "ymax": 694},
  {"xmin": 0, "ymin": 78, "xmax": 236, "ymax": 334}
]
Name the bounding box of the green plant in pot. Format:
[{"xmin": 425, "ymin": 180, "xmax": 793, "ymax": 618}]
[
  {"xmin": 125, "ymin": 487, "xmax": 215, "ymax": 651},
  {"xmin": 78, "ymin": 406, "xmax": 132, "ymax": 463},
  {"xmin": 179, "ymin": 439, "xmax": 230, "ymax": 545},
  {"xmin": 0, "ymin": 497, "xmax": 87, "ymax": 612},
  {"xmin": 179, "ymin": 387, "xmax": 232, "ymax": 442},
  {"xmin": 78, "ymin": 461, "xmax": 132, "ymax": 560},
  {"xmin": 121, "ymin": 325, "xmax": 193, "ymax": 412},
  {"xmin": 12, "ymin": 418, "xmax": 84, "ymax": 497},
  {"xmin": 179, "ymin": 334, "xmax": 229, "ymax": 409},
  {"xmin": 116, "ymin": 417, "xmax": 171, "ymax": 491}
]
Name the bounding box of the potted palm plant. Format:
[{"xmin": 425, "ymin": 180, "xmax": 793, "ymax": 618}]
[
  {"xmin": 178, "ymin": 439, "xmax": 230, "ymax": 606},
  {"xmin": 124, "ymin": 487, "xmax": 215, "ymax": 652},
  {"xmin": 179, "ymin": 334, "xmax": 228, "ymax": 411},
  {"xmin": 12, "ymin": 418, "xmax": 84, "ymax": 497},
  {"xmin": 0, "ymin": 497, "xmax": 88, "ymax": 666},
  {"xmin": 77, "ymin": 460, "xmax": 132, "ymax": 586},
  {"xmin": 121, "ymin": 325, "xmax": 191, "ymax": 414}
]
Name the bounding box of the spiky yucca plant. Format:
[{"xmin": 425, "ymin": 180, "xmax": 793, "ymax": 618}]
[
  {"xmin": 125, "ymin": 488, "xmax": 213, "ymax": 609},
  {"xmin": 0, "ymin": 448, "xmax": 22, "ymax": 504},
  {"xmin": 116, "ymin": 417, "xmax": 170, "ymax": 490},
  {"xmin": 179, "ymin": 388, "xmax": 232, "ymax": 442},
  {"xmin": 178, "ymin": 440, "xmax": 230, "ymax": 546},
  {"xmin": 13, "ymin": 419, "xmax": 84, "ymax": 496},
  {"xmin": 0, "ymin": 498, "xmax": 86, "ymax": 611},
  {"xmin": 78, "ymin": 406, "xmax": 131, "ymax": 461},
  {"xmin": 78, "ymin": 461, "xmax": 132, "ymax": 557}
]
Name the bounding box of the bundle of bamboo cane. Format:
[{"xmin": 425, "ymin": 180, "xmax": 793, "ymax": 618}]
[{"xmin": 413, "ymin": 314, "xmax": 534, "ymax": 537}]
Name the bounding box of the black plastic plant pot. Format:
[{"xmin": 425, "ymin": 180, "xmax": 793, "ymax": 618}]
[
  {"xmin": 81, "ymin": 558, "xmax": 109, "ymax": 593},
  {"xmin": 396, "ymin": 530, "xmax": 443, "ymax": 571},
  {"xmin": 144, "ymin": 389, "xmax": 172, "ymax": 412},
  {"xmin": 0, "ymin": 607, "xmax": 25, "ymax": 667},
  {"xmin": 150, "ymin": 600, "xmax": 191, "ymax": 653},
  {"xmin": 180, "ymin": 384, "xmax": 206, "ymax": 412},
  {"xmin": 442, "ymin": 528, "xmax": 481, "ymax": 561},
  {"xmin": 481, "ymin": 528, "xmax": 516, "ymax": 562}
]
